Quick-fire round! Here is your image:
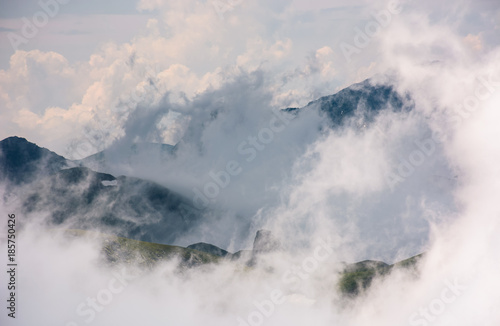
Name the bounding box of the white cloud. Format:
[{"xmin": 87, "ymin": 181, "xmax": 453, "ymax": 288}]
[{"xmin": 1, "ymin": 1, "xmax": 500, "ymax": 326}]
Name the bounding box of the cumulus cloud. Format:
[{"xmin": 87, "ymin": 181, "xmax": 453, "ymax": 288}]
[{"xmin": 1, "ymin": 0, "xmax": 500, "ymax": 325}]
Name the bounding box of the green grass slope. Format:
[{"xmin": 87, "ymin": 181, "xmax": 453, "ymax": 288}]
[
  {"xmin": 61, "ymin": 229, "xmax": 220, "ymax": 268},
  {"xmin": 56, "ymin": 229, "xmax": 424, "ymax": 297},
  {"xmin": 338, "ymin": 253, "xmax": 424, "ymax": 297}
]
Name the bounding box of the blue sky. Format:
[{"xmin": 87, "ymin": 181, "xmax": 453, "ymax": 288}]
[
  {"xmin": 0, "ymin": 0, "xmax": 153, "ymax": 67},
  {"xmin": 0, "ymin": 0, "xmax": 499, "ymax": 154},
  {"xmin": 0, "ymin": 0, "xmax": 140, "ymax": 18}
]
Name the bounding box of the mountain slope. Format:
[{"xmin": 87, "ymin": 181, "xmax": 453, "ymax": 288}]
[
  {"xmin": 61, "ymin": 228, "xmax": 424, "ymax": 298},
  {"xmin": 0, "ymin": 137, "xmax": 204, "ymax": 245},
  {"xmin": 286, "ymin": 79, "xmax": 411, "ymax": 127},
  {"xmin": 0, "ymin": 136, "xmax": 68, "ymax": 185},
  {"xmin": 61, "ymin": 229, "xmax": 220, "ymax": 268},
  {"xmin": 187, "ymin": 242, "xmax": 230, "ymax": 258},
  {"xmin": 21, "ymin": 166, "xmax": 202, "ymax": 244},
  {"xmin": 338, "ymin": 254, "xmax": 424, "ymax": 296},
  {"xmin": 77, "ymin": 142, "xmax": 175, "ymax": 175}
]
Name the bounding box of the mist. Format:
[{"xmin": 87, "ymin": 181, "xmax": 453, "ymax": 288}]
[{"xmin": 1, "ymin": 0, "xmax": 500, "ymax": 325}]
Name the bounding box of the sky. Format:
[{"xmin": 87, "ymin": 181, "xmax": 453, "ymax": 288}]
[
  {"xmin": 0, "ymin": 0, "xmax": 498, "ymax": 156},
  {"xmin": 1, "ymin": 0, "xmax": 500, "ymax": 325},
  {"xmin": 0, "ymin": 0, "xmax": 499, "ymax": 257},
  {"xmin": 1, "ymin": 0, "xmax": 498, "ymax": 253}
]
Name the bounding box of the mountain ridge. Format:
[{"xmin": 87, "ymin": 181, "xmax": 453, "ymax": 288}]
[
  {"xmin": 0, "ymin": 78, "xmax": 412, "ymax": 250},
  {"xmin": 285, "ymin": 79, "xmax": 411, "ymax": 127},
  {"xmin": 0, "ymin": 136, "xmax": 69, "ymax": 185},
  {"xmin": 58, "ymin": 228, "xmax": 424, "ymax": 297}
]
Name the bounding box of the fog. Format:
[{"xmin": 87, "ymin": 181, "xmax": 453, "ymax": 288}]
[{"xmin": 1, "ymin": 0, "xmax": 500, "ymax": 325}]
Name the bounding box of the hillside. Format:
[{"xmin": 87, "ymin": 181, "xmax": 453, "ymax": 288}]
[
  {"xmin": 0, "ymin": 136, "xmax": 68, "ymax": 185},
  {"xmin": 285, "ymin": 79, "xmax": 411, "ymax": 127},
  {"xmin": 60, "ymin": 229, "xmax": 220, "ymax": 268},
  {"xmin": 20, "ymin": 166, "xmax": 203, "ymax": 244},
  {"xmin": 338, "ymin": 254, "xmax": 424, "ymax": 297},
  {"xmin": 59, "ymin": 228, "xmax": 424, "ymax": 298}
]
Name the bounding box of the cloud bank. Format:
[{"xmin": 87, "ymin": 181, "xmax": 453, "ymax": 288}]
[{"xmin": 1, "ymin": 0, "xmax": 500, "ymax": 325}]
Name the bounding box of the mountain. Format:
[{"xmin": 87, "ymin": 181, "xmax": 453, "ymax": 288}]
[
  {"xmin": 77, "ymin": 142, "xmax": 175, "ymax": 175},
  {"xmin": 20, "ymin": 166, "xmax": 202, "ymax": 244},
  {"xmin": 61, "ymin": 228, "xmax": 424, "ymax": 297},
  {"xmin": 60, "ymin": 229, "xmax": 220, "ymax": 268},
  {"xmin": 76, "ymin": 80, "xmax": 409, "ymax": 178},
  {"xmin": 188, "ymin": 229, "xmax": 282, "ymax": 264},
  {"xmin": 252, "ymin": 229, "xmax": 281, "ymax": 253},
  {"xmin": 0, "ymin": 136, "xmax": 68, "ymax": 185},
  {"xmin": 338, "ymin": 254, "xmax": 423, "ymax": 297},
  {"xmin": 0, "ymin": 137, "xmax": 203, "ymax": 245},
  {"xmin": 187, "ymin": 242, "xmax": 230, "ymax": 258},
  {"xmin": 0, "ymin": 79, "xmax": 412, "ymax": 247},
  {"xmin": 286, "ymin": 79, "xmax": 411, "ymax": 127}
]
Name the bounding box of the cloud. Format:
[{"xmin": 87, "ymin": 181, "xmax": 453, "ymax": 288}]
[
  {"xmin": 58, "ymin": 29, "xmax": 91, "ymax": 35},
  {"xmin": 463, "ymin": 33, "xmax": 483, "ymax": 51},
  {"xmin": 2, "ymin": 2, "xmax": 500, "ymax": 324},
  {"xmin": 0, "ymin": 26, "xmax": 17, "ymax": 32}
]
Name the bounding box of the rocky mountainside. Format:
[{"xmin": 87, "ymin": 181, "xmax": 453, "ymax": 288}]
[
  {"xmin": 20, "ymin": 166, "xmax": 201, "ymax": 244},
  {"xmin": 0, "ymin": 136, "xmax": 68, "ymax": 185},
  {"xmin": 286, "ymin": 79, "xmax": 411, "ymax": 126},
  {"xmin": 77, "ymin": 142, "xmax": 176, "ymax": 175},
  {"xmin": 187, "ymin": 242, "xmax": 230, "ymax": 258},
  {"xmin": 0, "ymin": 137, "xmax": 203, "ymax": 245},
  {"xmin": 60, "ymin": 229, "xmax": 220, "ymax": 269},
  {"xmin": 0, "ymin": 79, "xmax": 412, "ymax": 248}
]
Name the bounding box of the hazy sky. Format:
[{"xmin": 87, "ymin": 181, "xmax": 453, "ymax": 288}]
[
  {"xmin": 1, "ymin": 0, "xmax": 499, "ymax": 255},
  {"xmin": 0, "ymin": 0, "xmax": 498, "ymax": 154},
  {"xmin": 1, "ymin": 2, "xmax": 500, "ymax": 325}
]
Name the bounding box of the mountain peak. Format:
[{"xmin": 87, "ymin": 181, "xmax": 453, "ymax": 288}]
[
  {"xmin": 287, "ymin": 79, "xmax": 411, "ymax": 127},
  {"xmin": 0, "ymin": 136, "xmax": 67, "ymax": 185},
  {"xmin": 252, "ymin": 229, "xmax": 281, "ymax": 253},
  {"xmin": 187, "ymin": 242, "xmax": 230, "ymax": 257}
]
